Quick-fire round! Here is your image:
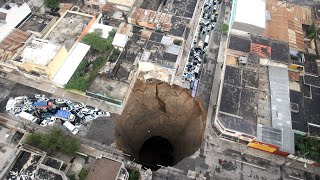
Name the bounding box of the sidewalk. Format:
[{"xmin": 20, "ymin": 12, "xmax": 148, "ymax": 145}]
[{"xmin": 4, "ymin": 72, "xmax": 123, "ymax": 114}]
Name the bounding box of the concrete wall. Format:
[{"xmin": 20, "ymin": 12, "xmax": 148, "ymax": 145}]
[
  {"xmin": 47, "ymin": 46, "xmax": 68, "ymax": 79},
  {"xmin": 232, "ymin": 21, "xmax": 264, "ymax": 35}
]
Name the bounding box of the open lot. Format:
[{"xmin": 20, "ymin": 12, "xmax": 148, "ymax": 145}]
[{"xmin": 85, "ymin": 116, "xmax": 115, "ymax": 146}]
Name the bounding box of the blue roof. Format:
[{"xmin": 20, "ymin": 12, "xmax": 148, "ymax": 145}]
[
  {"xmin": 33, "ymin": 101, "xmax": 47, "ymax": 107},
  {"xmin": 55, "ymin": 110, "xmax": 71, "ymax": 119}
]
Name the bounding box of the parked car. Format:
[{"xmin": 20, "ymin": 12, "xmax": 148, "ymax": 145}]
[
  {"xmin": 66, "ymin": 101, "xmax": 74, "ymax": 109},
  {"xmin": 61, "ymin": 107, "xmax": 71, "ymax": 111},
  {"xmin": 40, "ymin": 119, "xmax": 49, "ymax": 127},
  {"xmin": 75, "ymin": 118, "xmax": 81, "ymax": 128},
  {"xmin": 74, "ymin": 103, "xmax": 85, "ymax": 110},
  {"xmin": 86, "ymin": 106, "xmax": 99, "ymax": 112},
  {"xmin": 35, "ymin": 94, "xmax": 45, "ymax": 99},
  {"xmin": 55, "ymin": 98, "xmax": 66, "ymax": 104},
  {"xmin": 48, "ymin": 116, "xmax": 56, "ymax": 126},
  {"xmin": 41, "ymin": 112, "xmax": 52, "ymax": 119},
  {"xmin": 81, "ymin": 108, "xmax": 94, "ymax": 115},
  {"xmin": 94, "ymin": 111, "xmax": 111, "ymax": 117},
  {"xmin": 84, "ymin": 114, "xmax": 97, "ymax": 122}
]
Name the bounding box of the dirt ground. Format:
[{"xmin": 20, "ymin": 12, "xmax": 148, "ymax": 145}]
[{"xmin": 113, "ymin": 80, "xmax": 206, "ymax": 165}]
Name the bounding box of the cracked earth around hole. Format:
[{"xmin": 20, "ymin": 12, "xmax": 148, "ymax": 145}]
[{"xmin": 114, "ymin": 80, "xmax": 206, "ymax": 167}]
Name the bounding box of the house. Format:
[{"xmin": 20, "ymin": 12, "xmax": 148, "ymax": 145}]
[{"xmin": 86, "ymin": 157, "xmax": 129, "ymax": 180}]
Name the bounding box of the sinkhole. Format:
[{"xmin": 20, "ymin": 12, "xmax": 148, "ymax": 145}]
[{"xmin": 114, "ymin": 80, "xmax": 206, "ymax": 170}]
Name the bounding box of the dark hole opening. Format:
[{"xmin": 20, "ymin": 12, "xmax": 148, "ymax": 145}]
[{"xmin": 139, "ymin": 136, "xmax": 174, "ymax": 171}]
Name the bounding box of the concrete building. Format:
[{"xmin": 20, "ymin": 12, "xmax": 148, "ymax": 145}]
[
  {"xmin": 13, "ymin": 38, "xmax": 67, "ymax": 79},
  {"xmin": 128, "ymin": 8, "xmax": 172, "ymax": 31},
  {"xmin": 229, "ymin": 0, "xmax": 266, "ymax": 35},
  {"xmin": 0, "ymin": 2, "xmax": 32, "ymax": 42},
  {"xmin": 0, "ymin": 28, "xmax": 32, "ymax": 72},
  {"xmin": 87, "ymin": 157, "xmax": 129, "ymax": 180},
  {"xmin": 263, "ymin": 0, "xmax": 313, "ymax": 52},
  {"xmin": 10, "ymin": 11, "xmax": 96, "ymax": 86},
  {"xmin": 139, "ymin": 31, "xmax": 183, "ymax": 84},
  {"xmin": 213, "ymin": 34, "xmax": 295, "ymax": 155}
]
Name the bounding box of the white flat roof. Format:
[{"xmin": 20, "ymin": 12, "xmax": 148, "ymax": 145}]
[
  {"xmin": 234, "ymin": 0, "xmax": 266, "ymax": 28},
  {"xmin": 21, "ymin": 39, "xmax": 60, "ymax": 65},
  {"xmin": 53, "ymin": 42, "xmax": 90, "ymax": 86},
  {"xmin": 89, "ymin": 23, "xmax": 113, "ymax": 39},
  {"xmin": 112, "ymin": 33, "xmax": 128, "ymax": 48},
  {"xmin": 0, "ymin": 3, "xmax": 31, "ymax": 41}
]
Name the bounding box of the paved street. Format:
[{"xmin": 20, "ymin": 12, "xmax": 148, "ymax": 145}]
[{"xmin": 197, "ymin": 1, "xmax": 226, "ymax": 111}]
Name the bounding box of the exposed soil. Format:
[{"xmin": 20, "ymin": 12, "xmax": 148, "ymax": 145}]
[{"xmin": 114, "ymin": 80, "xmax": 206, "ymax": 169}]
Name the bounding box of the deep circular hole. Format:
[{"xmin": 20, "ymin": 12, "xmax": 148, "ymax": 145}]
[
  {"xmin": 114, "ymin": 80, "xmax": 206, "ymax": 170},
  {"xmin": 139, "ymin": 136, "xmax": 174, "ymax": 170}
]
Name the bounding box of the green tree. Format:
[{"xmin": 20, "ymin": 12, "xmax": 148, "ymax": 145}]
[
  {"xmin": 61, "ymin": 137, "xmax": 80, "ymax": 156},
  {"xmin": 82, "ymin": 29, "xmax": 116, "ymax": 52},
  {"xmin": 129, "ymin": 170, "xmax": 140, "ymax": 180},
  {"xmin": 44, "ymin": 0, "xmax": 60, "ymax": 9},
  {"xmin": 221, "ymin": 23, "xmax": 229, "ymax": 34},
  {"xmin": 307, "ymin": 24, "xmax": 316, "ymax": 39},
  {"xmin": 25, "ymin": 128, "xmax": 80, "ymax": 156},
  {"xmin": 173, "ymin": 39, "xmax": 183, "ymax": 46}
]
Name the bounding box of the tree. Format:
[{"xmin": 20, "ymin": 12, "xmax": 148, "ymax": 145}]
[
  {"xmin": 79, "ymin": 168, "xmax": 90, "ymax": 180},
  {"xmin": 25, "ymin": 128, "xmax": 80, "ymax": 156},
  {"xmin": 82, "ymin": 29, "xmax": 115, "ymax": 52},
  {"xmin": 221, "ymin": 23, "xmax": 229, "ymax": 34},
  {"xmin": 307, "ymin": 24, "xmax": 316, "ymax": 39},
  {"xmin": 44, "ymin": 0, "xmax": 60, "ymax": 9},
  {"xmin": 128, "ymin": 170, "xmax": 140, "ymax": 180},
  {"xmin": 61, "ymin": 136, "xmax": 80, "ymax": 156}
]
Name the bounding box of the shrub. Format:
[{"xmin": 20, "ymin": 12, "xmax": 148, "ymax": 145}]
[
  {"xmin": 79, "ymin": 168, "xmax": 90, "ymax": 180},
  {"xmin": 173, "ymin": 39, "xmax": 183, "ymax": 46},
  {"xmin": 221, "ymin": 23, "xmax": 229, "ymax": 33}
]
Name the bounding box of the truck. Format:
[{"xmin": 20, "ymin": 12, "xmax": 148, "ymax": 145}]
[
  {"xmin": 18, "ymin": 111, "xmax": 38, "ymax": 122},
  {"xmin": 63, "ymin": 121, "xmax": 79, "ymax": 135}
]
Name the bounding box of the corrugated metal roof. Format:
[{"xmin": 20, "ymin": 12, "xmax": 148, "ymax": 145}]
[{"xmin": 268, "ymin": 65, "xmax": 295, "ymax": 153}]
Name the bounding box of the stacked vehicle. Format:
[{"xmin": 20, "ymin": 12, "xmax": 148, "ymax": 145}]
[{"xmin": 5, "ymin": 94, "xmax": 110, "ymax": 135}]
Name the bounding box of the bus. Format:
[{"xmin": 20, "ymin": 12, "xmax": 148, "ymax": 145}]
[{"xmin": 63, "ymin": 121, "xmax": 79, "ymax": 135}]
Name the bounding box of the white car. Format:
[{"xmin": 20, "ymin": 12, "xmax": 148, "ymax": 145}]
[
  {"xmin": 81, "ymin": 108, "xmax": 94, "ymax": 115},
  {"xmin": 84, "ymin": 114, "xmax": 97, "ymax": 122},
  {"xmin": 55, "ymin": 98, "xmax": 66, "ymax": 104},
  {"xmin": 40, "ymin": 119, "xmax": 49, "ymax": 127},
  {"xmin": 48, "ymin": 117, "xmax": 56, "ymax": 126},
  {"xmin": 95, "ymin": 111, "xmax": 110, "ymax": 117},
  {"xmin": 35, "ymin": 94, "xmax": 45, "ymax": 99},
  {"xmin": 74, "ymin": 103, "xmax": 85, "ymax": 110},
  {"xmin": 61, "ymin": 107, "xmax": 71, "ymax": 111}
]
